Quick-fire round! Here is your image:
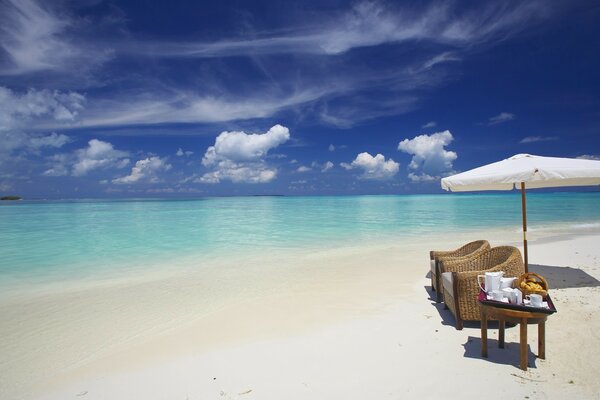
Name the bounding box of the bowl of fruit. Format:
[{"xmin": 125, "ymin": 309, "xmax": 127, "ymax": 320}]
[{"xmin": 517, "ymin": 272, "xmax": 548, "ymax": 299}]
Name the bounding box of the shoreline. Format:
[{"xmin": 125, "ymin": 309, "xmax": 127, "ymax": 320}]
[
  {"xmin": 2, "ymin": 227, "xmax": 600, "ymax": 399},
  {"xmin": 3, "ymin": 217, "xmax": 600, "ymax": 302}
]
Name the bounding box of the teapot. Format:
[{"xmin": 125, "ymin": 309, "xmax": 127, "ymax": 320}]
[{"xmin": 477, "ymin": 271, "xmax": 504, "ymax": 293}]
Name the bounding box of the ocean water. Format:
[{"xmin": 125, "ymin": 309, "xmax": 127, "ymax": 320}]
[{"xmin": 1, "ymin": 193, "xmax": 599, "ymax": 287}]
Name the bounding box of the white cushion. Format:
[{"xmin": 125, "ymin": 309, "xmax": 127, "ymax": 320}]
[{"xmin": 442, "ymin": 271, "xmax": 454, "ymax": 294}]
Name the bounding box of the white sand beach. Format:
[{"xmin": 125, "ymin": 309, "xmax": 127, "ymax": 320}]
[{"xmin": 2, "ymin": 227, "xmax": 600, "ymax": 400}]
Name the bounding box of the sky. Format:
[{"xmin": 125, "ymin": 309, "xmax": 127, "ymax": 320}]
[{"xmin": 0, "ymin": 0, "xmax": 599, "ymax": 198}]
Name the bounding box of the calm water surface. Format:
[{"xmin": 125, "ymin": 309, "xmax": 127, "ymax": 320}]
[{"xmin": 1, "ymin": 193, "xmax": 599, "ymax": 284}]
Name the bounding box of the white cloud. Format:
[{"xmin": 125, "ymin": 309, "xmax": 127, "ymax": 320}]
[
  {"xmin": 176, "ymin": 148, "xmax": 194, "ymax": 157},
  {"xmin": 130, "ymin": 2, "xmax": 548, "ymax": 58},
  {"xmin": 488, "ymin": 112, "xmax": 515, "ymax": 125},
  {"xmin": 297, "ymin": 166, "xmax": 311, "ymax": 173},
  {"xmin": 398, "ymin": 130, "xmax": 457, "ymax": 178},
  {"xmin": 113, "ymin": 156, "xmax": 171, "ymax": 184},
  {"xmin": 198, "ymin": 161, "xmax": 277, "ymax": 184},
  {"xmin": 0, "ymin": 86, "xmax": 85, "ymax": 130},
  {"xmin": 322, "ymin": 161, "xmax": 334, "ymax": 172},
  {"xmin": 0, "ymin": 86, "xmax": 83, "ymax": 173},
  {"xmin": 200, "ymin": 124, "xmax": 290, "ymax": 184},
  {"xmin": 27, "ymin": 132, "xmax": 70, "ymax": 150},
  {"xmin": 344, "ymin": 152, "xmax": 399, "ymax": 180},
  {"xmin": 329, "ymin": 144, "xmax": 335, "ymax": 152},
  {"xmin": 520, "ymin": 135, "xmax": 558, "ymax": 144},
  {"xmin": 422, "ymin": 121, "xmax": 436, "ymax": 129},
  {"xmin": 0, "ymin": 0, "xmax": 113, "ymax": 76},
  {"xmin": 408, "ymin": 172, "xmax": 437, "ymax": 182},
  {"xmin": 72, "ymin": 139, "xmax": 129, "ymax": 176}
]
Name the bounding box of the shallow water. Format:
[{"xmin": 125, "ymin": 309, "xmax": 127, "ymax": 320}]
[{"xmin": 1, "ymin": 193, "xmax": 599, "ymax": 286}]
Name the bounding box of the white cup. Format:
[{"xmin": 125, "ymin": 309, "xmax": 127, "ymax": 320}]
[
  {"xmin": 529, "ymin": 293, "xmax": 543, "ymax": 307},
  {"xmin": 515, "ymin": 289, "xmax": 523, "ymax": 305},
  {"xmin": 490, "ymin": 290, "xmax": 503, "ymax": 301}
]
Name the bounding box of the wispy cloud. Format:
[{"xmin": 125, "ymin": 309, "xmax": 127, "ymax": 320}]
[
  {"xmin": 126, "ymin": 2, "xmax": 549, "ymax": 59},
  {"xmin": 520, "ymin": 135, "xmax": 559, "ymax": 143},
  {"xmin": 0, "ymin": 0, "xmax": 114, "ymax": 76},
  {"xmin": 6, "ymin": 1, "xmax": 553, "ymax": 130},
  {"xmin": 422, "ymin": 121, "xmax": 437, "ymax": 129},
  {"xmin": 488, "ymin": 112, "xmax": 515, "ymax": 125},
  {"xmin": 0, "ymin": 0, "xmax": 555, "ymax": 132}
]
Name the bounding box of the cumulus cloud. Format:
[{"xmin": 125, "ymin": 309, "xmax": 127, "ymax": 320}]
[
  {"xmin": 297, "ymin": 166, "xmax": 311, "ymax": 173},
  {"xmin": 488, "ymin": 112, "xmax": 515, "ymax": 125},
  {"xmin": 422, "ymin": 121, "xmax": 436, "ymax": 129},
  {"xmin": 113, "ymin": 156, "xmax": 171, "ymax": 184},
  {"xmin": 398, "ymin": 130, "xmax": 457, "ymax": 179},
  {"xmin": 72, "ymin": 139, "xmax": 129, "ymax": 176},
  {"xmin": 520, "ymin": 135, "xmax": 558, "ymax": 144},
  {"xmin": 343, "ymin": 152, "xmax": 399, "ymax": 180},
  {"xmin": 199, "ymin": 124, "xmax": 290, "ymax": 184},
  {"xmin": 0, "ymin": 86, "xmax": 84, "ymax": 173},
  {"xmin": 322, "ymin": 161, "xmax": 334, "ymax": 172},
  {"xmin": 408, "ymin": 172, "xmax": 437, "ymax": 182},
  {"xmin": 176, "ymin": 148, "xmax": 194, "ymax": 157}
]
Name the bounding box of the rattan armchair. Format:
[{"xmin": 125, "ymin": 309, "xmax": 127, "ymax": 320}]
[
  {"xmin": 440, "ymin": 246, "xmax": 525, "ymax": 330},
  {"xmin": 430, "ymin": 240, "xmax": 490, "ymax": 303}
]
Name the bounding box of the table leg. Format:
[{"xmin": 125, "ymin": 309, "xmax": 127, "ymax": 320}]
[
  {"xmin": 499, "ymin": 319, "xmax": 505, "ymax": 348},
  {"xmin": 520, "ymin": 318, "xmax": 528, "ymax": 371},
  {"xmin": 538, "ymin": 322, "xmax": 546, "ymax": 359},
  {"xmin": 481, "ymin": 308, "xmax": 488, "ymax": 358}
]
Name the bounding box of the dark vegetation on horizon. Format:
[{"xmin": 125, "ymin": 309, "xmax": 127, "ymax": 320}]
[{"xmin": 1, "ymin": 196, "xmax": 22, "ymax": 201}]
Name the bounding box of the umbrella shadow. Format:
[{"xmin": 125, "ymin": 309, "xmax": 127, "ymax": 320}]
[
  {"xmin": 463, "ymin": 335, "xmax": 539, "ymax": 369},
  {"xmin": 529, "ymin": 264, "xmax": 600, "ymax": 289}
]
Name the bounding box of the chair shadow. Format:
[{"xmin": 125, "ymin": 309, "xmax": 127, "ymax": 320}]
[
  {"xmin": 529, "ymin": 264, "xmax": 600, "ymax": 289},
  {"xmin": 463, "ymin": 335, "xmax": 539, "ymax": 370},
  {"xmin": 424, "ymin": 285, "xmax": 486, "ymax": 329}
]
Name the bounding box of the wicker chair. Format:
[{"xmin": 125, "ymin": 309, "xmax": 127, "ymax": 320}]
[
  {"xmin": 430, "ymin": 240, "xmax": 490, "ymax": 303},
  {"xmin": 440, "ymin": 246, "xmax": 525, "ymax": 330}
]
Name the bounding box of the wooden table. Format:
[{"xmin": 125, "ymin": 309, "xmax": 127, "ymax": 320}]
[{"xmin": 479, "ymin": 297, "xmax": 555, "ymax": 371}]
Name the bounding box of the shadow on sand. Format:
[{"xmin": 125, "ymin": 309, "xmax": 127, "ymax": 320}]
[
  {"xmin": 462, "ymin": 335, "xmax": 539, "ymax": 370},
  {"xmin": 528, "ymin": 263, "xmax": 600, "ymax": 289},
  {"xmin": 424, "ymin": 285, "xmax": 544, "ymax": 370}
]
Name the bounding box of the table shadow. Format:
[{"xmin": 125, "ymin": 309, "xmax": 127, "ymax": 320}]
[{"xmin": 463, "ymin": 335, "xmax": 539, "ymax": 369}]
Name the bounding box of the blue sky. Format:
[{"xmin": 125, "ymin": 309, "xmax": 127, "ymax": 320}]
[{"xmin": 1, "ymin": 0, "xmax": 599, "ymax": 198}]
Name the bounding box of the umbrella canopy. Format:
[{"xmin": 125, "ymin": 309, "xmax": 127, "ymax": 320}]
[
  {"xmin": 441, "ymin": 154, "xmax": 600, "ymax": 270},
  {"xmin": 441, "ymin": 154, "xmax": 600, "ymax": 192}
]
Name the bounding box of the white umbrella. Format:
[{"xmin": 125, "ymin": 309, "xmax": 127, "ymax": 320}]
[{"xmin": 441, "ymin": 154, "xmax": 600, "ymax": 270}]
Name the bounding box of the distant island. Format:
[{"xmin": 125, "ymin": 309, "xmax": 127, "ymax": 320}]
[{"xmin": 0, "ymin": 196, "xmax": 22, "ymax": 201}]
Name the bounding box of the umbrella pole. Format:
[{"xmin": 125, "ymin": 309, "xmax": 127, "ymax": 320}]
[{"xmin": 521, "ymin": 182, "xmax": 528, "ymax": 272}]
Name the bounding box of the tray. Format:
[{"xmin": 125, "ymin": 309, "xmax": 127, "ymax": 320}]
[{"xmin": 478, "ymin": 290, "xmax": 557, "ymax": 314}]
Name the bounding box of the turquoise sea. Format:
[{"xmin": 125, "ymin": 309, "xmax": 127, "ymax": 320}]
[{"xmin": 1, "ymin": 193, "xmax": 599, "ymax": 288}]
